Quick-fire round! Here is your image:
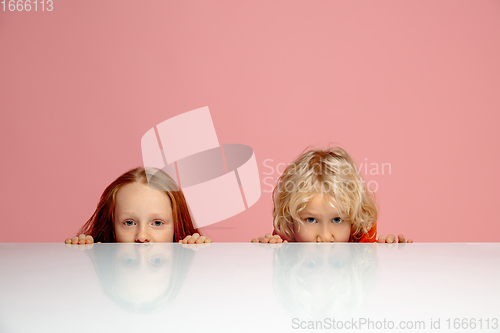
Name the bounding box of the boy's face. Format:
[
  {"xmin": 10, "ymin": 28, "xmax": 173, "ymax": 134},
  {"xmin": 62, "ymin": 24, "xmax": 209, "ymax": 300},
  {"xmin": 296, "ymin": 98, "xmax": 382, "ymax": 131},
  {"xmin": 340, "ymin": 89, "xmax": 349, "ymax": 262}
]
[{"xmin": 294, "ymin": 194, "xmax": 351, "ymax": 242}]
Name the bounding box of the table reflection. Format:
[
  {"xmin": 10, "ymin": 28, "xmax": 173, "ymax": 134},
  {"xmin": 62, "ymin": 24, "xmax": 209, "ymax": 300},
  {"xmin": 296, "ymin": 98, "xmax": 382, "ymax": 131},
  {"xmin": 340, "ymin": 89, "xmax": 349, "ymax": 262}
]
[
  {"xmin": 272, "ymin": 243, "xmax": 378, "ymax": 320},
  {"xmin": 84, "ymin": 243, "xmax": 196, "ymax": 313}
]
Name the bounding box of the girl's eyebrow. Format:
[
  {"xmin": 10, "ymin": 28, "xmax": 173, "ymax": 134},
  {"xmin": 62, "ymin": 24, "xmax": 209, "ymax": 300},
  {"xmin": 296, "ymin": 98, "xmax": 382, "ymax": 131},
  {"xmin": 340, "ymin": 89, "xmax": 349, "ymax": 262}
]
[
  {"xmin": 117, "ymin": 210, "xmax": 169, "ymax": 216},
  {"xmin": 116, "ymin": 212, "xmax": 138, "ymax": 218},
  {"xmin": 147, "ymin": 212, "xmax": 171, "ymax": 218}
]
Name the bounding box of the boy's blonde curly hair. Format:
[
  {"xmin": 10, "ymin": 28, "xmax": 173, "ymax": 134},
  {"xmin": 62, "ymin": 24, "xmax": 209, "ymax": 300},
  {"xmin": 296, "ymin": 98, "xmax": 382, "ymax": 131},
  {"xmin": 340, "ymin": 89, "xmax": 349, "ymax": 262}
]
[{"xmin": 272, "ymin": 147, "xmax": 378, "ymax": 242}]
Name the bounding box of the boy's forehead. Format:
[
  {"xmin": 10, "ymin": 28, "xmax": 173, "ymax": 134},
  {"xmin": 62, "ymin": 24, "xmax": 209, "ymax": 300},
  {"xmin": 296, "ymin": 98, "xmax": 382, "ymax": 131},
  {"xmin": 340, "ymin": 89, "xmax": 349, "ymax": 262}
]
[{"xmin": 301, "ymin": 193, "xmax": 338, "ymax": 210}]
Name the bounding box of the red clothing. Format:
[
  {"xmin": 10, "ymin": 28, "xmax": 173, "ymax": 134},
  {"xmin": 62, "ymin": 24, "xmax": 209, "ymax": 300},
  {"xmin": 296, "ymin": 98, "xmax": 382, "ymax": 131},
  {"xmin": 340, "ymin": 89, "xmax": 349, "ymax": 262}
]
[{"xmin": 355, "ymin": 222, "xmax": 377, "ymax": 243}]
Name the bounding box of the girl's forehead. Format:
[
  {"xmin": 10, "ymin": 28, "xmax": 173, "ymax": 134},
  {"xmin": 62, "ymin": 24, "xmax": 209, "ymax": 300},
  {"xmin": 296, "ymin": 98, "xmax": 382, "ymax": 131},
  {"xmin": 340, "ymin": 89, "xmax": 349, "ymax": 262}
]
[{"xmin": 115, "ymin": 182, "xmax": 171, "ymax": 208}]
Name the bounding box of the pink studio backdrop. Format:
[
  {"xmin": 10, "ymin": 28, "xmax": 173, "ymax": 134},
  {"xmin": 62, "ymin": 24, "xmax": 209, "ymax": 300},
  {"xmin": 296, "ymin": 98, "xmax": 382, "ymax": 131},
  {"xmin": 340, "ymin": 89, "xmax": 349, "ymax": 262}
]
[{"xmin": 1, "ymin": 1, "xmax": 499, "ymax": 242}]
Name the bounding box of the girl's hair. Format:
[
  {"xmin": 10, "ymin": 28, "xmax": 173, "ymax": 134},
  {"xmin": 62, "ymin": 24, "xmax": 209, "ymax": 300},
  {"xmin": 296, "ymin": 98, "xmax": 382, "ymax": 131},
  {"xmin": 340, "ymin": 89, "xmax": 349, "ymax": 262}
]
[
  {"xmin": 272, "ymin": 147, "xmax": 378, "ymax": 242},
  {"xmin": 78, "ymin": 167, "xmax": 199, "ymax": 242}
]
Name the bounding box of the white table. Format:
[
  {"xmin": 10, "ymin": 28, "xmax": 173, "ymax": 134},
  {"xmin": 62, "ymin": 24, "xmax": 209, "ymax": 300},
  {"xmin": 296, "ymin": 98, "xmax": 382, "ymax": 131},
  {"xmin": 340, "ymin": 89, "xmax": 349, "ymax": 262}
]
[{"xmin": 1, "ymin": 243, "xmax": 499, "ymax": 333}]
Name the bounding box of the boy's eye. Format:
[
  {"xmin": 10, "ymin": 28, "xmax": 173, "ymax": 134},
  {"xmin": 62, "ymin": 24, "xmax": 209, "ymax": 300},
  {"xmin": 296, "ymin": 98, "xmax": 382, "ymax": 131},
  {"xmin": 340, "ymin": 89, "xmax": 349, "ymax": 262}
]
[
  {"xmin": 306, "ymin": 218, "xmax": 317, "ymax": 224},
  {"xmin": 152, "ymin": 221, "xmax": 164, "ymax": 227},
  {"xmin": 332, "ymin": 217, "xmax": 343, "ymax": 224},
  {"xmin": 124, "ymin": 220, "xmax": 135, "ymax": 226},
  {"xmin": 330, "ymin": 259, "xmax": 343, "ymax": 268},
  {"xmin": 150, "ymin": 257, "xmax": 164, "ymax": 265},
  {"xmin": 306, "ymin": 260, "xmax": 319, "ymax": 268}
]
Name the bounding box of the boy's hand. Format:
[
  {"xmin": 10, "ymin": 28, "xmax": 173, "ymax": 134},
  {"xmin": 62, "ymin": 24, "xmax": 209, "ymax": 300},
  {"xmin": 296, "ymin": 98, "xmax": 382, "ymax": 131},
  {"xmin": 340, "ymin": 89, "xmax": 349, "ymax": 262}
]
[
  {"xmin": 65, "ymin": 234, "xmax": 94, "ymax": 245},
  {"xmin": 179, "ymin": 233, "xmax": 212, "ymax": 244},
  {"xmin": 251, "ymin": 233, "xmax": 287, "ymax": 244},
  {"xmin": 378, "ymin": 234, "xmax": 413, "ymax": 243}
]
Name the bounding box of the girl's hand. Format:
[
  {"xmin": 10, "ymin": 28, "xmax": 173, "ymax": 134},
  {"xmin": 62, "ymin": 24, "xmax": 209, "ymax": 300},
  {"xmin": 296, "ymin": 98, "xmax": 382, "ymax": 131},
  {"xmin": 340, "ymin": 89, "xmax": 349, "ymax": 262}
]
[
  {"xmin": 378, "ymin": 234, "xmax": 413, "ymax": 243},
  {"xmin": 251, "ymin": 233, "xmax": 287, "ymax": 244},
  {"xmin": 179, "ymin": 233, "xmax": 212, "ymax": 244},
  {"xmin": 64, "ymin": 234, "xmax": 94, "ymax": 245},
  {"xmin": 181, "ymin": 243, "xmax": 212, "ymax": 251}
]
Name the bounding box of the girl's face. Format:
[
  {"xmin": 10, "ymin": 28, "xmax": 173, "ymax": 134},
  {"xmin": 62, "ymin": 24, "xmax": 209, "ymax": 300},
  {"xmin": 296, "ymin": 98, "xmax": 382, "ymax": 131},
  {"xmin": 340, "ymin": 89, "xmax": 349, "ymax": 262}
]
[
  {"xmin": 113, "ymin": 244, "xmax": 175, "ymax": 305},
  {"xmin": 114, "ymin": 182, "xmax": 174, "ymax": 243},
  {"xmin": 294, "ymin": 194, "xmax": 351, "ymax": 242}
]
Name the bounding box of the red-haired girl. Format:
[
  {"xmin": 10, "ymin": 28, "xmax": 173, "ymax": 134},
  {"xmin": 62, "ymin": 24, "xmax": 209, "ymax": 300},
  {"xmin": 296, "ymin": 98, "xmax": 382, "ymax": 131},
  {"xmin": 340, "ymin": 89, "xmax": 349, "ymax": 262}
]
[{"xmin": 65, "ymin": 167, "xmax": 210, "ymax": 244}]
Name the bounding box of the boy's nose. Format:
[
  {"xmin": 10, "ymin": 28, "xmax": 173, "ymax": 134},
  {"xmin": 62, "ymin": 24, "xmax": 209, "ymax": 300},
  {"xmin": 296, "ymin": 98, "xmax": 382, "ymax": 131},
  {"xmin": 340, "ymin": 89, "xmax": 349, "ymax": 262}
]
[{"xmin": 316, "ymin": 228, "xmax": 334, "ymax": 242}]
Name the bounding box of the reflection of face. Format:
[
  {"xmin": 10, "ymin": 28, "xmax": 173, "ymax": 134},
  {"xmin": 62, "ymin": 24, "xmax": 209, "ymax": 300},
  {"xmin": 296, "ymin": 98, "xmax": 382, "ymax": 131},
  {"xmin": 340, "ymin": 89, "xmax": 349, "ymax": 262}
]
[
  {"xmin": 295, "ymin": 194, "xmax": 351, "ymax": 242},
  {"xmin": 114, "ymin": 244, "xmax": 175, "ymax": 304},
  {"xmin": 295, "ymin": 244, "xmax": 352, "ymax": 297},
  {"xmin": 114, "ymin": 182, "xmax": 174, "ymax": 243},
  {"xmin": 272, "ymin": 243, "xmax": 376, "ymax": 320}
]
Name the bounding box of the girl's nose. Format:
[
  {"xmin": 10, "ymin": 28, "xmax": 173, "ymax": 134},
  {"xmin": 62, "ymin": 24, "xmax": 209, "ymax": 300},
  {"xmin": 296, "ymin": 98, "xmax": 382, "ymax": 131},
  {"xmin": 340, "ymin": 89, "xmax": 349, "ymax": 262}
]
[
  {"xmin": 135, "ymin": 238, "xmax": 150, "ymax": 243},
  {"xmin": 135, "ymin": 226, "xmax": 150, "ymax": 243}
]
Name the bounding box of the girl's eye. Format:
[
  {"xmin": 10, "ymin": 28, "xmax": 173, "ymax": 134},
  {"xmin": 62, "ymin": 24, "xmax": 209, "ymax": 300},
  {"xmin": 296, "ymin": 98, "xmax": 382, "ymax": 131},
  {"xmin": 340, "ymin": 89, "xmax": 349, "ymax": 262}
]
[
  {"xmin": 152, "ymin": 221, "xmax": 164, "ymax": 227},
  {"xmin": 124, "ymin": 220, "xmax": 135, "ymax": 226},
  {"xmin": 306, "ymin": 217, "xmax": 317, "ymax": 224},
  {"xmin": 332, "ymin": 217, "xmax": 343, "ymax": 224},
  {"xmin": 122, "ymin": 258, "xmax": 137, "ymax": 267}
]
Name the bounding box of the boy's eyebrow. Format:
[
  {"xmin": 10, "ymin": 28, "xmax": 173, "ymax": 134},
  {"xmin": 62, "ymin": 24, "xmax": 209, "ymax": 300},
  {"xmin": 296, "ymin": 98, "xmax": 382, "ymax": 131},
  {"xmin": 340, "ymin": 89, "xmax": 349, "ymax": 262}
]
[
  {"xmin": 299, "ymin": 209, "xmax": 321, "ymax": 216},
  {"xmin": 299, "ymin": 210, "xmax": 341, "ymax": 217}
]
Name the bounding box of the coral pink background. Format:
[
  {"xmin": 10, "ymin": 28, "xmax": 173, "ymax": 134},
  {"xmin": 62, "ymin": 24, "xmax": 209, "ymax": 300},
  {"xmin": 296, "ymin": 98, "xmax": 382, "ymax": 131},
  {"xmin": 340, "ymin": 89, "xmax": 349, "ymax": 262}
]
[{"xmin": 1, "ymin": 1, "xmax": 499, "ymax": 242}]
